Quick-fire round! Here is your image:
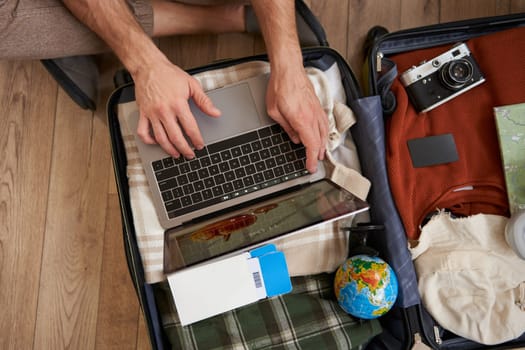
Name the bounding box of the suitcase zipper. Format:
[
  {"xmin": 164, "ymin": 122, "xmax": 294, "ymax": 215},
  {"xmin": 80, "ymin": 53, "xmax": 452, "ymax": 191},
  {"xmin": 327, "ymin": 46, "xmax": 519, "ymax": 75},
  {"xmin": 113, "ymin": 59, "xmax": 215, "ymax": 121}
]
[
  {"xmin": 433, "ymin": 326, "xmax": 442, "ymax": 345},
  {"xmin": 376, "ymin": 51, "xmax": 384, "ymax": 72}
]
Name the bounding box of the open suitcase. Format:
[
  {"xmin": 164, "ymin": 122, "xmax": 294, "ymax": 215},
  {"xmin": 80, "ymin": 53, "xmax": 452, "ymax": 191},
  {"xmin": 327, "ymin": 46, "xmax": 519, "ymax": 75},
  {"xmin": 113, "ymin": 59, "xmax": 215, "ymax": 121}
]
[
  {"xmin": 107, "ymin": 2, "xmax": 383, "ymax": 349},
  {"xmin": 353, "ymin": 13, "xmax": 525, "ymax": 350}
]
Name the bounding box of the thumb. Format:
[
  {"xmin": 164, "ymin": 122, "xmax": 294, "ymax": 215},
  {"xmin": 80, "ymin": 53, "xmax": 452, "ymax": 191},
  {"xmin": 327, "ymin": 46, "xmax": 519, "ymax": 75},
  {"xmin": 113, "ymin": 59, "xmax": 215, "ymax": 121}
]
[{"xmin": 192, "ymin": 84, "xmax": 221, "ymax": 118}]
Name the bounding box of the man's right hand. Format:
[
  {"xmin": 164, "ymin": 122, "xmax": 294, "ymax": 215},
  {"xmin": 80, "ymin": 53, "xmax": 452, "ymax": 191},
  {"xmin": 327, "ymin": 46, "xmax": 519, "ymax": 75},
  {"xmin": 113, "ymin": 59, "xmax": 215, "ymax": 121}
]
[
  {"xmin": 60, "ymin": 0, "xmax": 221, "ymax": 160},
  {"xmin": 134, "ymin": 58, "xmax": 221, "ymax": 159}
]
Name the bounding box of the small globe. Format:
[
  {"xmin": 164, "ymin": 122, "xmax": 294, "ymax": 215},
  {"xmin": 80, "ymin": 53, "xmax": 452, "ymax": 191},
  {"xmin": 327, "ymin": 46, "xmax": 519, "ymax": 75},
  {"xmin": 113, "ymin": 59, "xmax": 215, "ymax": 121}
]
[{"xmin": 334, "ymin": 254, "xmax": 398, "ymax": 319}]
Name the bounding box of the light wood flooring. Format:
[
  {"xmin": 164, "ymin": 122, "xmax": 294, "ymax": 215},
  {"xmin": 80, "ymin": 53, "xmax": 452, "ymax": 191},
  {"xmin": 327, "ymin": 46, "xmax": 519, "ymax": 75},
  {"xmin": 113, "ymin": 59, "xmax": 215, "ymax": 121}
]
[{"xmin": 1, "ymin": 1, "xmax": 524, "ymax": 349}]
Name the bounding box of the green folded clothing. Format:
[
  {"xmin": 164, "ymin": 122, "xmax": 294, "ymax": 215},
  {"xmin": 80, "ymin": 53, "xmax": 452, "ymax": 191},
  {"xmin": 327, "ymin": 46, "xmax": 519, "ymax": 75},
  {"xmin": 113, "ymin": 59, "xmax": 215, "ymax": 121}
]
[{"xmin": 153, "ymin": 273, "xmax": 382, "ymax": 350}]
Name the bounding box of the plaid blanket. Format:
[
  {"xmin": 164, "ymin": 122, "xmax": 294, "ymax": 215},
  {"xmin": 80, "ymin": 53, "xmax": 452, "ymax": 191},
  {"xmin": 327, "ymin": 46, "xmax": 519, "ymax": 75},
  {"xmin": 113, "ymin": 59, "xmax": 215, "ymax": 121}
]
[{"xmin": 153, "ymin": 273, "xmax": 381, "ymax": 350}]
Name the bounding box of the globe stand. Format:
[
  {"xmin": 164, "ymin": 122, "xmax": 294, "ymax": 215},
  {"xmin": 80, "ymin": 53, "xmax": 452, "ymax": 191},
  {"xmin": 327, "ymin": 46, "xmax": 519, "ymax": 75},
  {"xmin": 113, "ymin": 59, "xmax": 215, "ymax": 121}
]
[{"xmin": 343, "ymin": 223, "xmax": 385, "ymax": 258}]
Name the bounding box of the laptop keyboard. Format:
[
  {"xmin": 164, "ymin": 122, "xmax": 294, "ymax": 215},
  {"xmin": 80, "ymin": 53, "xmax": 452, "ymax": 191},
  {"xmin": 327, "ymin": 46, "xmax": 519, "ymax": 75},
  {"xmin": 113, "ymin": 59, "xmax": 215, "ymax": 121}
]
[{"xmin": 151, "ymin": 124, "xmax": 309, "ymax": 219}]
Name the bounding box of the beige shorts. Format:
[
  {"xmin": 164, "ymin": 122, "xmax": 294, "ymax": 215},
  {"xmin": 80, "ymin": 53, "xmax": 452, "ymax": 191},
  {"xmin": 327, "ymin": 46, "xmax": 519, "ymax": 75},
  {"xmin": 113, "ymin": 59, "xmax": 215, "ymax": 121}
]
[{"xmin": 0, "ymin": 0, "xmax": 245, "ymax": 59}]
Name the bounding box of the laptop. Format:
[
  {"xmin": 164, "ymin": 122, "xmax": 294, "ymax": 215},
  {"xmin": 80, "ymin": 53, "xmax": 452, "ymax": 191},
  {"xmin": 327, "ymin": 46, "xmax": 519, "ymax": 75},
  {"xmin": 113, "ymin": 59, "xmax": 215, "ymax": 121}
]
[{"xmin": 121, "ymin": 73, "xmax": 369, "ymax": 273}]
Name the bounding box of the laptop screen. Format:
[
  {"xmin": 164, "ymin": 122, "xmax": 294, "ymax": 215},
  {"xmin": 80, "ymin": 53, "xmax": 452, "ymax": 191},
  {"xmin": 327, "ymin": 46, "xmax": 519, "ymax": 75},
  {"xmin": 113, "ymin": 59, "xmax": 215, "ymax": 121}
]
[{"xmin": 164, "ymin": 179, "xmax": 368, "ymax": 273}]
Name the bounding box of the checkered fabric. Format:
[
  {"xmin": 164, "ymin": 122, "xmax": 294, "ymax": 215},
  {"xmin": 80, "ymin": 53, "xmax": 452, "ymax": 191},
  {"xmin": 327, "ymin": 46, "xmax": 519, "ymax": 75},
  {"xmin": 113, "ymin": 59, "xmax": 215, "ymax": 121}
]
[{"xmin": 153, "ymin": 273, "xmax": 382, "ymax": 350}]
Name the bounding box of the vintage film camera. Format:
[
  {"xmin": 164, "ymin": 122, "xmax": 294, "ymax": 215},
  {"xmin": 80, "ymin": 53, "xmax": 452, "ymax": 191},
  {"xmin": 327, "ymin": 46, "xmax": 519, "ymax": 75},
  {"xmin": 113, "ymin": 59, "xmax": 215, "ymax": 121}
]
[{"xmin": 400, "ymin": 43, "xmax": 485, "ymax": 113}]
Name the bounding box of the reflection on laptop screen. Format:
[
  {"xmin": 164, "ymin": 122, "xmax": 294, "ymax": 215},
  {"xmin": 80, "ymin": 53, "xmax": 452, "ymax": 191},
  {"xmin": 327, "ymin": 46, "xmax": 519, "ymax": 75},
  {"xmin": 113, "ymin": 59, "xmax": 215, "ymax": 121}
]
[{"xmin": 164, "ymin": 179, "xmax": 368, "ymax": 273}]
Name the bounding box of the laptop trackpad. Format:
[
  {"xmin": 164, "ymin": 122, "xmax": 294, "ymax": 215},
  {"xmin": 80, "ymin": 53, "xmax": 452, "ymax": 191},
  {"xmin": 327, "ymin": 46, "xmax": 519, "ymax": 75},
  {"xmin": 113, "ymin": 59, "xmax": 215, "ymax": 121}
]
[{"xmin": 189, "ymin": 82, "xmax": 272, "ymax": 145}]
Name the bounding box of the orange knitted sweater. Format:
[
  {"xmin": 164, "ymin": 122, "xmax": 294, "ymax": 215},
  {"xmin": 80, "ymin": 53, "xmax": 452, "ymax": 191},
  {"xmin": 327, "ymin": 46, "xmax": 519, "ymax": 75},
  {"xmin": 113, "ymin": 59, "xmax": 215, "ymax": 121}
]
[{"xmin": 386, "ymin": 27, "xmax": 525, "ymax": 240}]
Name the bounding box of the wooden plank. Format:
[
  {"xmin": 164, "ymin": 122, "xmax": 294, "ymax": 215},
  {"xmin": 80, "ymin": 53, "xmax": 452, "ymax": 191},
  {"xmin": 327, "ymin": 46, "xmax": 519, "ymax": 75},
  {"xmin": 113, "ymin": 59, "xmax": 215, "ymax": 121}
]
[
  {"xmin": 253, "ymin": 35, "xmax": 267, "ymax": 56},
  {"xmin": 160, "ymin": 35, "xmax": 219, "ymax": 71},
  {"xmin": 510, "ymin": 0, "xmax": 525, "ymax": 11},
  {"xmin": 136, "ymin": 311, "xmax": 152, "ymax": 350},
  {"xmin": 216, "ymin": 33, "xmax": 255, "ymax": 61},
  {"xmin": 401, "ymin": 0, "xmax": 440, "ymax": 28},
  {"xmin": 309, "ymin": 0, "xmax": 349, "ymax": 54},
  {"xmin": 33, "ymin": 89, "xmax": 110, "ymax": 349},
  {"xmin": 440, "ymin": 0, "xmax": 510, "ymax": 21},
  {"xmin": 161, "ymin": 32, "xmax": 255, "ymax": 76},
  {"xmin": 95, "ymin": 194, "xmax": 141, "ymax": 349},
  {"xmin": 0, "ymin": 61, "xmax": 56, "ymax": 349},
  {"xmin": 107, "ymin": 159, "xmax": 118, "ymax": 196},
  {"xmin": 347, "ymin": 0, "xmax": 403, "ymax": 81},
  {"xmin": 97, "ymin": 53, "xmax": 122, "ymax": 197}
]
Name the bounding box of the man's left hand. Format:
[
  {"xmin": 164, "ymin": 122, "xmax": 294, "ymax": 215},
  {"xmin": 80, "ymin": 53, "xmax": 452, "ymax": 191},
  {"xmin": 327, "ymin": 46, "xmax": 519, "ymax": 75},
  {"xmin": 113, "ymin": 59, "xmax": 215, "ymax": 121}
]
[{"xmin": 265, "ymin": 66, "xmax": 328, "ymax": 173}]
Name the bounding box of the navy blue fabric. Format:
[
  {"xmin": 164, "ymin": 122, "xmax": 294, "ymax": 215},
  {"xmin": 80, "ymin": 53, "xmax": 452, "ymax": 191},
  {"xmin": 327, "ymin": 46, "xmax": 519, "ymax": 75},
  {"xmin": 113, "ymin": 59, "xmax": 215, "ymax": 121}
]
[{"xmin": 350, "ymin": 96, "xmax": 420, "ymax": 308}]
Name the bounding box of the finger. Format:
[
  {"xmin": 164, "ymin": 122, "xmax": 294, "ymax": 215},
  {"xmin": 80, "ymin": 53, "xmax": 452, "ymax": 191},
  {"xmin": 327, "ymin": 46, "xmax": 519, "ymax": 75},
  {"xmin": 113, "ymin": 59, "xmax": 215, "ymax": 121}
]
[
  {"xmin": 269, "ymin": 108, "xmax": 300, "ymax": 144},
  {"xmin": 301, "ymin": 122, "xmax": 325, "ymax": 173},
  {"xmin": 137, "ymin": 113, "xmax": 157, "ymax": 145},
  {"xmin": 304, "ymin": 141, "xmax": 320, "ymax": 174},
  {"xmin": 174, "ymin": 101, "xmax": 206, "ymax": 152},
  {"xmin": 269, "ymin": 106, "xmax": 318, "ymax": 172},
  {"xmin": 317, "ymin": 113, "xmax": 328, "ymax": 160},
  {"xmin": 293, "ymin": 122, "xmax": 320, "ymax": 174},
  {"xmin": 287, "ymin": 128, "xmax": 300, "ymax": 144},
  {"xmin": 191, "ymin": 80, "xmax": 221, "ymax": 118},
  {"xmin": 150, "ymin": 119, "xmax": 181, "ymax": 158},
  {"xmin": 159, "ymin": 111, "xmax": 197, "ymax": 159},
  {"xmin": 318, "ymin": 143, "xmax": 326, "ymax": 161}
]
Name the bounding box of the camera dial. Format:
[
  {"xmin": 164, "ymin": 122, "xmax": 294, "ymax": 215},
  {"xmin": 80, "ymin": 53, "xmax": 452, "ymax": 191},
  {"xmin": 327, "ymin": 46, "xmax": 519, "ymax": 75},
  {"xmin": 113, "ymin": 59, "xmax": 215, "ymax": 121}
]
[{"xmin": 440, "ymin": 58, "xmax": 474, "ymax": 90}]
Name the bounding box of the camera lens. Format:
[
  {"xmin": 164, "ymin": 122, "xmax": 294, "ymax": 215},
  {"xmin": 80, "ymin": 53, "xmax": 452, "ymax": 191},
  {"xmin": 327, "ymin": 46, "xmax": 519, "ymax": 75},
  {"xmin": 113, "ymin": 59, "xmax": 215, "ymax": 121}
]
[{"xmin": 440, "ymin": 58, "xmax": 474, "ymax": 90}]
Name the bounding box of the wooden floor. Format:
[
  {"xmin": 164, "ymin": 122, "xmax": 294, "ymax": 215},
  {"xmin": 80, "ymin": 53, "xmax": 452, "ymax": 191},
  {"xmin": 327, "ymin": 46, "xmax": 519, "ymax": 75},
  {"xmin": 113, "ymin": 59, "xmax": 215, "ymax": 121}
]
[{"xmin": 1, "ymin": 1, "xmax": 524, "ymax": 349}]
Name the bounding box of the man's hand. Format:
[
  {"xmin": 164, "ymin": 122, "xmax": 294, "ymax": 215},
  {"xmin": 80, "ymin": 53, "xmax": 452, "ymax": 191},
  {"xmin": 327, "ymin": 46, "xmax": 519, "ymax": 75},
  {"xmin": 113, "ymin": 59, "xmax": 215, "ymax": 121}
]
[
  {"xmin": 134, "ymin": 59, "xmax": 221, "ymax": 159},
  {"xmin": 251, "ymin": 0, "xmax": 328, "ymax": 173},
  {"xmin": 265, "ymin": 66, "xmax": 327, "ymax": 173},
  {"xmin": 61, "ymin": 0, "xmax": 221, "ymax": 159}
]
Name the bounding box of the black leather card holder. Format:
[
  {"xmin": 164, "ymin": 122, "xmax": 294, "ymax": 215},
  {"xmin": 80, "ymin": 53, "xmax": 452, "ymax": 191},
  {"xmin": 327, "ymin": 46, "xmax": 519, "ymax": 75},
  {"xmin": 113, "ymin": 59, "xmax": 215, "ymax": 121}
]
[{"xmin": 407, "ymin": 133, "xmax": 459, "ymax": 168}]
